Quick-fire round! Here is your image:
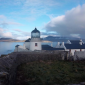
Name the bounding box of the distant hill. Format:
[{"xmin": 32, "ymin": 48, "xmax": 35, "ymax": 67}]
[
  {"xmin": 0, "ymin": 38, "xmax": 25, "ymax": 42},
  {"xmin": 43, "ymin": 36, "xmax": 81, "ymax": 42},
  {"xmin": 0, "ymin": 36, "xmax": 84, "ymax": 43}
]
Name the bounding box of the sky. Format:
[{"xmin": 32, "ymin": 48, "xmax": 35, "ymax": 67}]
[{"xmin": 0, "ymin": 0, "xmax": 85, "ymax": 40}]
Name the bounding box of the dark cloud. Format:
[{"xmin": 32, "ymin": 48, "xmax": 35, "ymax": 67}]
[
  {"xmin": 41, "ymin": 32, "xmax": 59, "ymax": 36},
  {"xmin": 44, "ymin": 4, "xmax": 85, "ymax": 38}
]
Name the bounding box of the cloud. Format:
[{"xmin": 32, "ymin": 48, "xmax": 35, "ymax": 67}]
[
  {"xmin": 0, "ymin": 21, "xmax": 22, "ymax": 27},
  {"xmin": 13, "ymin": 28, "xmax": 31, "ymax": 36},
  {"xmin": 0, "ymin": 15, "xmax": 23, "ymax": 39},
  {"xmin": 3, "ymin": 32, "xmax": 13, "ymax": 38},
  {"xmin": 0, "ymin": 22, "xmax": 8, "ymax": 28},
  {"xmin": 23, "ymin": 0, "xmax": 59, "ymax": 14},
  {"xmin": 0, "ymin": 28, "xmax": 13, "ymax": 38},
  {"xmin": 70, "ymin": 34, "xmax": 80, "ymax": 38},
  {"xmin": 12, "ymin": 30, "xmax": 31, "ymax": 40},
  {"xmin": 0, "ymin": 0, "xmax": 24, "ymax": 6},
  {"xmin": 44, "ymin": 4, "xmax": 85, "ymax": 38},
  {"xmin": 41, "ymin": 32, "xmax": 60, "ymax": 38},
  {"xmin": 14, "ymin": 29, "xmax": 22, "ymax": 32},
  {"xmin": 0, "ymin": 15, "xmax": 6, "ymax": 20},
  {"xmin": 0, "ymin": 15, "xmax": 23, "ymax": 29},
  {"xmin": 7, "ymin": 22, "xmax": 22, "ymax": 26},
  {"xmin": 24, "ymin": 0, "xmax": 59, "ymax": 7},
  {"xmin": 16, "ymin": 36, "xmax": 30, "ymax": 40},
  {"xmin": 0, "ymin": 27, "xmax": 30, "ymax": 40},
  {"xmin": 10, "ymin": 0, "xmax": 60, "ymax": 21},
  {"xmin": 41, "ymin": 32, "xmax": 59, "ymax": 36},
  {"xmin": 0, "ymin": 27, "xmax": 4, "ymax": 32}
]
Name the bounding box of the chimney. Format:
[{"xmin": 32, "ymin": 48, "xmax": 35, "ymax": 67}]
[
  {"xmin": 62, "ymin": 42, "xmax": 64, "ymax": 46},
  {"xmin": 79, "ymin": 41, "xmax": 82, "ymax": 45},
  {"xmin": 56, "ymin": 42, "xmax": 60, "ymax": 48},
  {"xmin": 60, "ymin": 42, "xmax": 64, "ymax": 48},
  {"xmin": 67, "ymin": 40, "xmax": 71, "ymax": 44},
  {"xmin": 80, "ymin": 39, "xmax": 82, "ymax": 42}
]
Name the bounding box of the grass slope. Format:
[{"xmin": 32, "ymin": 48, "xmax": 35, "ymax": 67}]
[{"xmin": 16, "ymin": 60, "xmax": 85, "ymax": 85}]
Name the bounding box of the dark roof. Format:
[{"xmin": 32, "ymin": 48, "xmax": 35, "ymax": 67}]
[
  {"xmin": 25, "ymin": 38, "xmax": 31, "ymax": 42},
  {"xmin": 70, "ymin": 40, "xmax": 82, "ymax": 44},
  {"xmin": 42, "ymin": 45, "xmax": 64, "ymax": 50},
  {"xmin": 65, "ymin": 44, "xmax": 85, "ymax": 49},
  {"xmin": 15, "ymin": 45, "xmax": 20, "ymax": 47},
  {"xmin": 31, "ymin": 28, "xmax": 40, "ymax": 33}
]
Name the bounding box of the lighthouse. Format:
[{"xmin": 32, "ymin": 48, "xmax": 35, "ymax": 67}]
[{"xmin": 29, "ymin": 28, "xmax": 42, "ymax": 51}]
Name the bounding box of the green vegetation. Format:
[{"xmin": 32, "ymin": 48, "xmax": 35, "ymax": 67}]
[{"xmin": 16, "ymin": 60, "xmax": 85, "ymax": 85}]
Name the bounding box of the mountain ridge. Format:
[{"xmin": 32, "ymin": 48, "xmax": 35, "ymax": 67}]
[
  {"xmin": 0, "ymin": 36, "xmax": 85, "ymax": 42},
  {"xmin": 0, "ymin": 38, "xmax": 25, "ymax": 42}
]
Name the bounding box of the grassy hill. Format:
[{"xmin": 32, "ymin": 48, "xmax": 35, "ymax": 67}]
[{"xmin": 16, "ymin": 60, "xmax": 85, "ymax": 85}]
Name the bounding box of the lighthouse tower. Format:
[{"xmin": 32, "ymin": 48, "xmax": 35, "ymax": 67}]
[{"xmin": 29, "ymin": 28, "xmax": 42, "ymax": 51}]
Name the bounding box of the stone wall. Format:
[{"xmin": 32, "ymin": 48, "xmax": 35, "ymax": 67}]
[
  {"xmin": 0, "ymin": 53, "xmax": 17, "ymax": 85},
  {"xmin": 74, "ymin": 51, "xmax": 85, "ymax": 60},
  {"xmin": 0, "ymin": 51, "xmax": 68, "ymax": 85}
]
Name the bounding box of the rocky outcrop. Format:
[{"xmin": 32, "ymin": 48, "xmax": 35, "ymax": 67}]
[{"xmin": 0, "ymin": 72, "xmax": 9, "ymax": 85}]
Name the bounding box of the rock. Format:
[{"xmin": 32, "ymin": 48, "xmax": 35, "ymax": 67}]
[
  {"xmin": 80, "ymin": 82, "xmax": 85, "ymax": 85},
  {"xmin": 0, "ymin": 72, "xmax": 9, "ymax": 85},
  {"xmin": 0, "ymin": 72, "xmax": 9, "ymax": 78}
]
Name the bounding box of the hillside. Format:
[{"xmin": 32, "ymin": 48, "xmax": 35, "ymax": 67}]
[
  {"xmin": 0, "ymin": 38, "xmax": 51, "ymax": 42},
  {"xmin": 0, "ymin": 38, "xmax": 25, "ymax": 42},
  {"xmin": 43, "ymin": 36, "xmax": 81, "ymax": 42},
  {"xmin": 0, "ymin": 36, "xmax": 84, "ymax": 42},
  {"xmin": 17, "ymin": 60, "xmax": 85, "ymax": 85}
]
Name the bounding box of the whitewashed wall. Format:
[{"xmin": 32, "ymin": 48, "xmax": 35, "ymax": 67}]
[
  {"xmin": 14, "ymin": 45, "xmax": 28, "ymax": 52},
  {"xmin": 29, "ymin": 42, "xmax": 41, "ymax": 51},
  {"xmin": 24, "ymin": 42, "xmax": 30, "ymax": 49},
  {"xmin": 74, "ymin": 51, "xmax": 85, "ymax": 60},
  {"xmin": 56, "ymin": 42, "xmax": 60, "ymax": 48},
  {"xmin": 82, "ymin": 49, "xmax": 85, "ymax": 51},
  {"xmin": 14, "ymin": 47, "xmax": 18, "ymax": 52},
  {"xmin": 71, "ymin": 49, "xmax": 80, "ymax": 55},
  {"xmin": 65, "ymin": 49, "xmax": 85, "ymax": 55}
]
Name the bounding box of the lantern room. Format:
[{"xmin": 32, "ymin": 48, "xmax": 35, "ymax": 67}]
[{"xmin": 31, "ymin": 28, "xmax": 40, "ymax": 38}]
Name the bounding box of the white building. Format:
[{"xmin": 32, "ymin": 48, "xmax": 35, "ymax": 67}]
[
  {"xmin": 29, "ymin": 28, "xmax": 41, "ymax": 51},
  {"xmin": 14, "ymin": 28, "xmax": 42, "ymax": 52},
  {"xmin": 56, "ymin": 40, "xmax": 85, "ymax": 55},
  {"xmin": 14, "ymin": 27, "xmax": 85, "ymax": 55},
  {"xmin": 14, "ymin": 28, "xmax": 64, "ymax": 52}
]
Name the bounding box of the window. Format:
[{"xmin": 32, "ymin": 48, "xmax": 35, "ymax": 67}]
[
  {"xmin": 32, "ymin": 33, "xmax": 40, "ymax": 38},
  {"xmin": 35, "ymin": 43, "xmax": 37, "ymax": 46},
  {"xmin": 80, "ymin": 49, "xmax": 82, "ymax": 51},
  {"xmin": 69, "ymin": 49, "xmax": 71, "ymax": 52}
]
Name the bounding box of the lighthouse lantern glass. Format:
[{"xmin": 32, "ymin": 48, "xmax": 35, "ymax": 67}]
[{"xmin": 32, "ymin": 33, "xmax": 40, "ymax": 38}]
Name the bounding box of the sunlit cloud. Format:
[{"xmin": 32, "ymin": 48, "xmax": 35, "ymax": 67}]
[
  {"xmin": 0, "ymin": 28, "xmax": 13, "ymax": 38},
  {"xmin": 0, "ymin": 0, "xmax": 85, "ymax": 39},
  {"xmin": 44, "ymin": 4, "xmax": 85, "ymax": 38}
]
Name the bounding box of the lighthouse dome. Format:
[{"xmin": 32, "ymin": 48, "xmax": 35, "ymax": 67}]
[
  {"xmin": 31, "ymin": 28, "xmax": 40, "ymax": 38},
  {"xmin": 32, "ymin": 28, "xmax": 40, "ymax": 33}
]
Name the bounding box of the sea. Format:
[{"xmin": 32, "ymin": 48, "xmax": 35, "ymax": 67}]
[{"xmin": 0, "ymin": 42, "xmax": 58, "ymax": 56}]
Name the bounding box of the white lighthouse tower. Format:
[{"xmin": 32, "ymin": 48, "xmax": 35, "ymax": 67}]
[{"xmin": 29, "ymin": 28, "xmax": 42, "ymax": 51}]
